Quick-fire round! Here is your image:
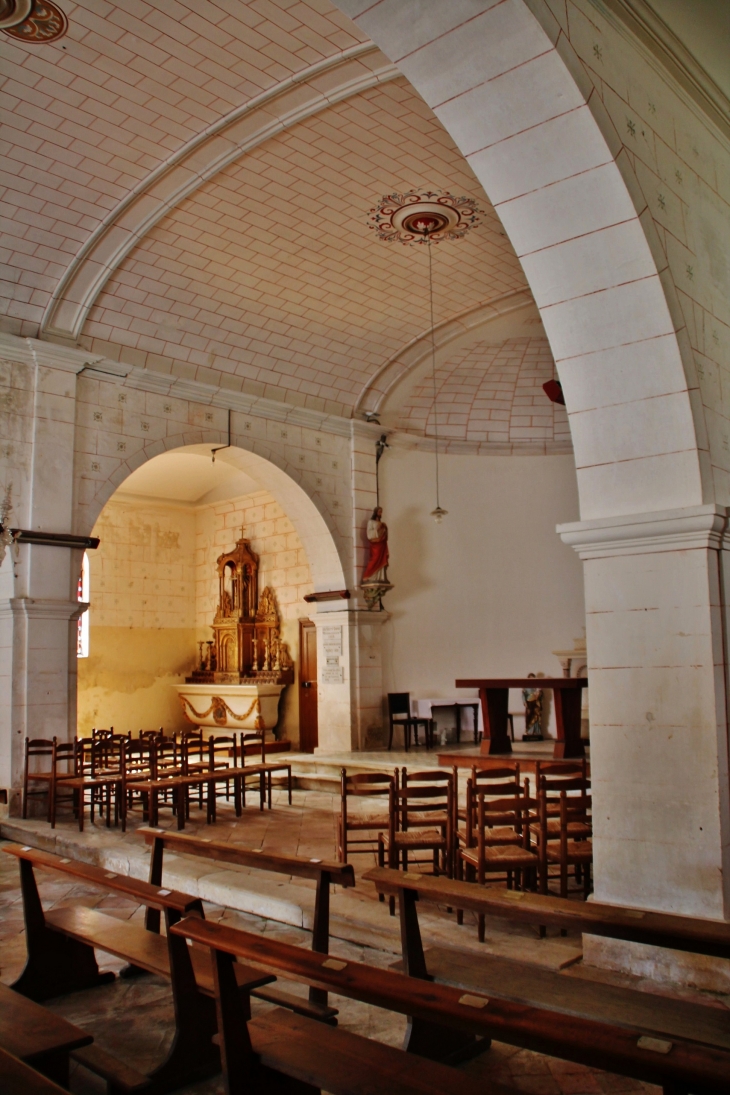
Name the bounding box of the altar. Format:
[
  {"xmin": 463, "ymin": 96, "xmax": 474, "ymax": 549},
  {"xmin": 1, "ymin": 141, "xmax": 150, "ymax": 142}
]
[{"xmin": 177, "ymin": 534, "xmax": 293, "ymax": 736}]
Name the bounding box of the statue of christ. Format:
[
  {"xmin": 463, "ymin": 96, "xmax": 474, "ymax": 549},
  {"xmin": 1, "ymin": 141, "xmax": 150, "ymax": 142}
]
[{"xmin": 362, "ymin": 506, "xmax": 389, "ymax": 583}]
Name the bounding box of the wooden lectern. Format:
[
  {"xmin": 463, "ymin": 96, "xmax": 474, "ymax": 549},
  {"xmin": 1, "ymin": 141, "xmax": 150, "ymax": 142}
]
[{"xmin": 455, "ymin": 678, "xmax": 588, "ymax": 759}]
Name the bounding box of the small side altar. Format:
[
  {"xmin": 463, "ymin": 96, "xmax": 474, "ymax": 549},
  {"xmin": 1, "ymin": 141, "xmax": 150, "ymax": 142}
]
[{"xmin": 176, "ymin": 534, "xmax": 294, "ymax": 734}]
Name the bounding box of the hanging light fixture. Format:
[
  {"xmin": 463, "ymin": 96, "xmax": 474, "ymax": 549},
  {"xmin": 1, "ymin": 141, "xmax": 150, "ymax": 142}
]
[{"xmin": 368, "ymin": 192, "xmax": 482, "ymax": 522}]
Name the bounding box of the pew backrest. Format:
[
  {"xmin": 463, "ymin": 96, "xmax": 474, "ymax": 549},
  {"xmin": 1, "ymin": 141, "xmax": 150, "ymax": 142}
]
[
  {"xmin": 138, "ymin": 826, "xmax": 354, "ymax": 886},
  {"xmin": 362, "ymin": 866, "xmax": 730, "ymax": 961}
]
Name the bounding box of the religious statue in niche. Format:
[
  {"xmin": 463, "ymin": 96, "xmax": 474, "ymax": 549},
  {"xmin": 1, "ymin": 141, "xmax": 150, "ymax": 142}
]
[
  {"xmin": 360, "ymin": 506, "xmax": 393, "ymax": 610},
  {"xmin": 522, "ymin": 673, "xmax": 544, "ymax": 741},
  {"xmin": 187, "ymin": 532, "xmax": 293, "ymax": 685}
]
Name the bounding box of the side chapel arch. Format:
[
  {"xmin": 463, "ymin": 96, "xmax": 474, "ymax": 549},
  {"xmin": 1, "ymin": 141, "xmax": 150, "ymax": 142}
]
[{"xmin": 77, "ymin": 434, "xmax": 347, "ymax": 597}]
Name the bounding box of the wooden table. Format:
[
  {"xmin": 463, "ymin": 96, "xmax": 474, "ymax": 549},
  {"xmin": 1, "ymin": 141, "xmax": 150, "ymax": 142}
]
[
  {"xmin": 0, "ymin": 982, "xmax": 92, "ymax": 1087},
  {"xmin": 455, "ymin": 678, "xmax": 588, "ymax": 758}
]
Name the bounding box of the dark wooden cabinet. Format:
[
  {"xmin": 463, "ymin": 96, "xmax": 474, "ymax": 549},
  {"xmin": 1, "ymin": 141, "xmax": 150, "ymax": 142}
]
[{"xmin": 299, "ymin": 619, "xmax": 318, "ymax": 752}]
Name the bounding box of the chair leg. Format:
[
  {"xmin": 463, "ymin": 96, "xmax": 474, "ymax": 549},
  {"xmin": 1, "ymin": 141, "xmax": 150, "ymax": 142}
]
[
  {"xmin": 388, "ymin": 721, "xmax": 393, "ymax": 751},
  {"xmin": 478, "ymin": 913, "xmax": 485, "ymax": 943}
]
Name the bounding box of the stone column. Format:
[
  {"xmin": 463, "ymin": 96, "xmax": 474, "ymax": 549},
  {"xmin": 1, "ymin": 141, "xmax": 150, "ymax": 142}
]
[
  {"xmin": 313, "ymin": 607, "xmax": 389, "ymax": 753},
  {"xmin": 559, "ymin": 505, "xmax": 730, "ymax": 920},
  {"xmin": 0, "ymin": 348, "xmax": 87, "ymax": 810}
]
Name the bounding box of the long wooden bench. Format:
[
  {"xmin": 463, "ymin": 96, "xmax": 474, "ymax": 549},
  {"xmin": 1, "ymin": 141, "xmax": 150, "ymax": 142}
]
[
  {"xmin": 363, "ymin": 866, "xmax": 730, "ymax": 960},
  {"xmin": 2, "ymin": 842, "xmax": 273, "ymax": 1093},
  {"xmin": 139, "ymin": 825, "xmax": 354, "ymax": 1019},
  {"xmin": 171, "ymin": 915, "xmax": 513, "ymax": 1095},
  {"xmin": 0, "ymin": 1047, "xmax": 71, "ymax": 1095},
  {"xmin": 362, "ymin": 867, "xmax": 730, "ymax": 1093},
  {"xmin": 172, "ymin": 913, "xmax": 730, "ymax": 1094},
  {"xmin": 0, "ymin": 980, "xmax": 92, "ymax": 1088}
]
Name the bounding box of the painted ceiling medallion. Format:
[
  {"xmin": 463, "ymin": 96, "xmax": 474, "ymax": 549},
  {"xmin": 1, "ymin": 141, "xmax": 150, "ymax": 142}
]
[
  {"xmin": 1, "ymin": 0, "xmax": 67, "ymax": 42},
  {"xmin": 368, "ymin": 191, "xmax": 482, "ymax": 245}
]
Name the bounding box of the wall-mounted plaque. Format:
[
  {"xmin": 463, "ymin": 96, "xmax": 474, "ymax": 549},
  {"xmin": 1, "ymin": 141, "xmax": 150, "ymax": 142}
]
[{"xmin": 322, "ymin": 665, "xmax": 344, "ymax": 684}]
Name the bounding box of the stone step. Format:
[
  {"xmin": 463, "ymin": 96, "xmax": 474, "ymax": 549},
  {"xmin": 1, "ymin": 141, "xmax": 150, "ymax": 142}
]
[{"xmin": 0, "ymin": 815, "xmax": 582, "ymax": 972}]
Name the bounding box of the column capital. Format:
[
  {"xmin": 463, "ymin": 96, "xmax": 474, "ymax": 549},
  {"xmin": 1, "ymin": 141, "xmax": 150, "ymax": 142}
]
[
  {"xmin": 9, "ymin": 597, "xmax": 87, "ymax": 622},
  {"xmin": 558, "ymin": 504, "xmax": 729, "ymax": 559}
]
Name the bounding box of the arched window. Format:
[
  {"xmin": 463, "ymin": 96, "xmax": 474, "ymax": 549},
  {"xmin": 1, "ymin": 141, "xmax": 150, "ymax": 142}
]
[{"xmin": 77, "ymin": 552, "xmax": 89, "ymax": 658}]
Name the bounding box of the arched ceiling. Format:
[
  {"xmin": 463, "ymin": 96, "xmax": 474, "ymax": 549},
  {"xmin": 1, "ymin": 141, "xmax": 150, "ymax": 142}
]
[
  {"xmin": 1, "ymin": 0, "xmax": 549, "ymax": 435},
  {"xmin": 396, "ymin": 335, "xmax": 572, "ymax": 454},
  {"xmin": 81, "ymin": 77, "xmax": 526, "ymax": 416}
]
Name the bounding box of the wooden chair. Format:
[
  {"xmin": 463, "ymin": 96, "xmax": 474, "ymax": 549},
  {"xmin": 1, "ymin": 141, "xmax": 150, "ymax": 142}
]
[
  {"xmin": 61, "ymin": 739, "xmax": 124, "ymax": 832},
  {"xmin": 456, "ymin": 765, "xmax": 521, "ymax": 842},
  {"xmin": 117, "ymin": 737, "xmax": 154, "ymax": 831},
  {"xmin": 459, "ymin": 782, "xmax": 538, "ymax": 940},
  {"xmin": 535, "ymin": 782, "xmax": 593, "ymax": 898},
  {"xmin": 205, "ymin": 734, "xmax": 240, "ymax": 822},
  {"xmin": 338, "ymin": 769, "xmax": 395, "ymax": 871},
  {"xmin": 22, "ymin": 737, "xmax": 77, "ymax": 825},
  {"xmin": 138, "ymin": 727, "xmax": 165, "ymax": 743},
  {"xmin": 387, "ymin": 692, "xmax": 433, "ymax": 750},
  {"xmin": 378, "ymin": 772, "xmax": 454, "ymax": 894},
  {"xmin": 241, "ymin": 730, "xmax": 292, "ymax": 807}
]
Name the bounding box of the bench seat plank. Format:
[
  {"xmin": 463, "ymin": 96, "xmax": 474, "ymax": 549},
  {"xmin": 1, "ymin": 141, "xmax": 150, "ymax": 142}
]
[
  {"xmin": 392, "ymin": 946, "xmax": 730, "ymax": 1052},
  {"xmin": 249, "ymin": 1008, "xmax": 498, "ymax": 1095},
  {"xmin": 44, "ymin": 906, "xmax": 272, "ymax": 998},
  {"xmin": 0, "ymin": 1047, "xmax": 70, "ymax": 1095},
  {"xmin": 362, "ymin": 868, "xmax": 730, "ymax": 960},
  {"xmin": 0, "ymin": 981, "xmax": 92, "ymax": 1061}
]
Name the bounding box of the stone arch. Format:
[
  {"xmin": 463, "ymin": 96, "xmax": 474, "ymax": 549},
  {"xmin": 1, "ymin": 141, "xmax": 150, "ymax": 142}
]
[
  {"xmin": 333, "ymin": 0, "xmax": 706, "ymax": 521},
  {"xmin": 78, "ymin": 430, "xmax": 346, "ymax": 596}
]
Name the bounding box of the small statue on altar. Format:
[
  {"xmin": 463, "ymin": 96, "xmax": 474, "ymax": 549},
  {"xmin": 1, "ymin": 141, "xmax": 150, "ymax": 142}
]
[{"xmin": 522, "ymin": 673, "xmax": 544, "ymax": 741}]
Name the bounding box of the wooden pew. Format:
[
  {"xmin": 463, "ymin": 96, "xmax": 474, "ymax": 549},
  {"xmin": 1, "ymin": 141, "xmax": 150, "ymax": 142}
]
[
  {"xmin": 138, "ymin": 826, "xmax": 354, "ymax": 1021},
  {"xmin": 362, "ymin": 866, "xmax": 730, "ymax": 960},
  {"xmin": 2, "ymin": 842, "xmax": 272, "ymax": 1094},
  {"xmin": 172, "ymin": 913, "xmax": 730, "ymax": 1094},
  {"xmin": 0, "ymin": 1047, "xmax": 72, "ymax": 1095},
  {"xmin": 0, "ymin": 981, "xmax": 92, "ymax": 1088},
  {"xmin": 171, "ymin": 915, "xmax": 511, "ymax": 1095},
  {"xmin": 362, "ymin": 867, "xmax": 730, "ymax": 1094}
]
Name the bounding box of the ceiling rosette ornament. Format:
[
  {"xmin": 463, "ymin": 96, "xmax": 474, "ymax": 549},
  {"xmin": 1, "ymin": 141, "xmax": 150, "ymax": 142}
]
[
  {"xmin": 0, "ymin": 0, "xmax": 67, "ymax": 42},
  {"xmin": 368, "ymin": 191, "xmax": 482, "ymax": 245}
]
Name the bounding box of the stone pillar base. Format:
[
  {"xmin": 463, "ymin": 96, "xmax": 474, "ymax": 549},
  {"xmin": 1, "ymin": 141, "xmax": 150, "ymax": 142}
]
[{"xmin": 583, "ymin": 934, "xmax": 730, "ymax": 994}]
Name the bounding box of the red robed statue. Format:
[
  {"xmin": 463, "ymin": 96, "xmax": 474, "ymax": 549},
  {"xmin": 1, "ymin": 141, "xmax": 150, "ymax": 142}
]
[{"xmin": 362, "ymin": 506, "xmax": 389, "ymax": 583}]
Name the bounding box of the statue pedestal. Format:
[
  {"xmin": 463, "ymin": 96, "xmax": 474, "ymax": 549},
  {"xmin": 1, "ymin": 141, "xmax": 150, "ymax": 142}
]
[{"xmin": 175, "ymin": 683, "xmax": 284, "ymax": 733}]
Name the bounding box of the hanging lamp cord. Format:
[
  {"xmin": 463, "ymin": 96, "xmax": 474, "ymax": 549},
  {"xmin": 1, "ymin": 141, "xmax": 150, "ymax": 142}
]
[{"xmin": 427, "ymin": 238, "xmax": 441, "ymax": 510}]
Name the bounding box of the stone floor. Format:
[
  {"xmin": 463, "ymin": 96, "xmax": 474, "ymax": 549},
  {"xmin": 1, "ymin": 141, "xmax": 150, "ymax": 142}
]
[{"xmin": 3, "ymin": 776, "xmax": 720, "ymax": 1094}]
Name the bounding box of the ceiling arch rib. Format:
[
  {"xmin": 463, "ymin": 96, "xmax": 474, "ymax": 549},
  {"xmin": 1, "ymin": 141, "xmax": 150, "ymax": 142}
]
[
  {"xmin": 354, "ymin": 289, "xmax": 534, "ymax": 418},
  {"xmin": 41, "ymin": 43, "xmax": 398, "ymax": 343}
]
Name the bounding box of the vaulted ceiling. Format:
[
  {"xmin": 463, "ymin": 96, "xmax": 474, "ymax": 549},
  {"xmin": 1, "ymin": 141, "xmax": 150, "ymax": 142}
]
[{"xmin": 1, "ymin": 0, "xmax": 555, "ymax": 440}]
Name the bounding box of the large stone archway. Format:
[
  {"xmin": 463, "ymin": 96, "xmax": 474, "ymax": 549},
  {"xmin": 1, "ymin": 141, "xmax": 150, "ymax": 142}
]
[{"xmin": 331, "ymin": 0, "xmax": 729, "ymax": 919}]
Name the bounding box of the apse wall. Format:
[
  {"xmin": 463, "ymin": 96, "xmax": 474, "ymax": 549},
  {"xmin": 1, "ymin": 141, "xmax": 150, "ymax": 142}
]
[
  {"xmin": 78, "ymin": 489, "xmax": 314, "ymax": 742},
  {"xmin": 379, "ymin": 450, "xmax": 585, "ymax": 723}
]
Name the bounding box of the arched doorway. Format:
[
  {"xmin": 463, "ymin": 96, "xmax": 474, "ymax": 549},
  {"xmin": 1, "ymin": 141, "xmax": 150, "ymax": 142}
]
[{"xmin": 77, "ymin": 443, "xmax": 346, "ymax": 749}]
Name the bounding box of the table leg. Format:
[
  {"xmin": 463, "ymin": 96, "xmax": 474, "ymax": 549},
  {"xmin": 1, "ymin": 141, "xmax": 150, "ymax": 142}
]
[
  {"xmin": 478, "ymin": 688, "xmax": 512, "ymax": 755},
  {"xmin": 552, "ymin": 688, "xmax": 585, "ymax": 758}
]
